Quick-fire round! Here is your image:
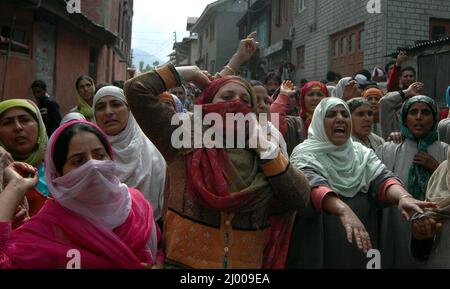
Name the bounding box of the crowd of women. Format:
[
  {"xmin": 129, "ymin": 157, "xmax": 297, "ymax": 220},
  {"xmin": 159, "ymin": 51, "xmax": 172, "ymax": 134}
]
[{"xmin": 0, "ymin": 32, "xmax": 449, "ymax": 269}]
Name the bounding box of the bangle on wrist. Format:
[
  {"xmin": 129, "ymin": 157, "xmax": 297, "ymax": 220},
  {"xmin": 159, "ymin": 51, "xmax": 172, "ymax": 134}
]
[
  {"xmin": 399, "ymin": 90, "xmax": 406, "ymax": 100},
  {"xmin": 169, "ymin": 65, "xmax": 184, "ymax": 85},
  {"xmin": 400, "ymin": 194, "xmax": 413, "ymax": 200},
  {"xmin": 224, "ymin": 65, "xmax": 236, "ymax": 75}
]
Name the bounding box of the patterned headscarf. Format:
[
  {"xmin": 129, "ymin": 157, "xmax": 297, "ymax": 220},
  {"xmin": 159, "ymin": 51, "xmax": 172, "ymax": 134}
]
[{"xmin": 347, "ymin": 97, "xmax": 371, "ymax": 113}]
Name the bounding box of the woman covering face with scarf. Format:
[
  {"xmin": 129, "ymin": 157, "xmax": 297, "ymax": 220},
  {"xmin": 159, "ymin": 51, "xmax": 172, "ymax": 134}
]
[
  {"xmin": 287, "ymin": 97, "xmax": 433, "ymax": 269},
  {"xmin": 376, "ymin": 95, "xmax": 448, "ymax": 268},
  {"xmin": 0, "ymin": 120, "xmax": 162, "ymax": 268},
  {"xmin": 124, "ymin": 64, "xmax": 311, "ymax": 269}
]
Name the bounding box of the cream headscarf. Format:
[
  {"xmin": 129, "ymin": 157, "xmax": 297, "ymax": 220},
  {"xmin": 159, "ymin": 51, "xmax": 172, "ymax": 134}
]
[
  {"xmin": 290, "ymin": 97, "xmax": 385, "ymax": 198},
  {"xmin": 413, "ymin": 149, "xmax": 450, "ymax": 220},
  {"xmin": 93, "ymin": 86, "xmax": 167, "ymax": 220},
  {"xmin": 331, "ymin": 77, "xmax": 352, "ymax": 99},
  {"xmin": 0, "ymin": 99, "xmax": 48, "ymax": 167}
]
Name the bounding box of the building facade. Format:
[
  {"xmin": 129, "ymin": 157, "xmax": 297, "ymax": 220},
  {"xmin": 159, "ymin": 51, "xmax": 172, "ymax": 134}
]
[
  {"xmin": 292, "ymin": 0, "xmax": 450, "ymax": 82},
  {"xmin": 191, "ymin": 0, "xmax": 247, "ymax": 74},
  {"xmin": 0, "ymin": 0, "xmax": 133, "ymax": 114}
]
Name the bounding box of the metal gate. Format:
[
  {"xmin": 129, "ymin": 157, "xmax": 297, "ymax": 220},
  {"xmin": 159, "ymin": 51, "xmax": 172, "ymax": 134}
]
[{"xmin": 418, "ymin": 50, "xmax": 450, "ymax": 108}]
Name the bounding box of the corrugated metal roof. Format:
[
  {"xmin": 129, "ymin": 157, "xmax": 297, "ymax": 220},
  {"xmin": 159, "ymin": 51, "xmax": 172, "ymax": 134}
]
[{"xmin": 386, "ymin": 36, "xmax": 450, "ymax": 57}]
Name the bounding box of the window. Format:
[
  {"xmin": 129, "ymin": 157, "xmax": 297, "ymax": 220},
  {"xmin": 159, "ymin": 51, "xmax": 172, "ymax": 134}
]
[
  {"xmin": 341, "ymin": 36, "xmax": 347, "ymax": 55},
  {"xmin": 329, "ymin": 23, "xmax": 365, "ymax": 78},
  {"xmin": 349, "ymin": 33, "xmax": 356, "ymax": 53},
  {"xmin": 431, "ymin": 26, "xmax": 446, "ymax": 40},
  {"xmin": 0, "ymin": 26, "xmax": 29, "ymax": 54},
  {"xmin": 205, "ymin": 28, "xmax": 209, "ymax": 40},
  {"xmin": 359, "ymin": 30, "xmax": 365, "ymax": 50},
  {"xmin": 333, "ymin": 39, "xmax": 339, "ymax": 57},
  {"xmin": 430, "ymin": 18, "xmax": 450, "ymax": 40},
  {"xmin": 89, "ymin": 47, "xmax": 98, "ymax": 82},
  {"xmin": 298, "ymin": 0, "xmax": 306, "ymax": 13},
  {"xmin": 210, "ymin": 23, "xmax": 215, "ymax": 42},
  {"xmin": 275, "ymin": 0, "xmax": 281, "ymax": 26},
  {"xmin": 296, "ymin": 46, "xmax": 305, "ymax": 69},
  {"xmin": 283, "ymin": 0, "xmax": 288, "ymax": 21}
]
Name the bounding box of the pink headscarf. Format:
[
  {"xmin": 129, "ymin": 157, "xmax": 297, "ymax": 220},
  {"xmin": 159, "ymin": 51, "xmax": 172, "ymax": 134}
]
[{"xmin": 2, "ymin": 120, "xmax": 158, "ymax": 268}]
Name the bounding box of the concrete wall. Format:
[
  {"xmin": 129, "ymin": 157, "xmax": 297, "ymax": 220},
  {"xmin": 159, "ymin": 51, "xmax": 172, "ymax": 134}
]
[
  {"xmin": 270, "ymin": 0, "xmax": 293, "ymax": 45},
  {"xmin": 54, "ymin": 25, "xmax": 91, "ymax": 114},
  {"xmin": 291, "ymin": 0, "xmax": 450, "ymax": 82},
  {"xmin": 386, "ymin": 0, "xmax": 450, "ymax": 54},
  {"xmin": 215, "ymin": 11, "xmax": 245, "ymax": 71}
]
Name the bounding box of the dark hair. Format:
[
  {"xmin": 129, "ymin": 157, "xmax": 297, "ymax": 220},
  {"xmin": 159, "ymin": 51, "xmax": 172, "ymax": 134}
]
[
  {"xmin": 264, "ymin": 72, "xmax": 281, "ymax": 85},
  {"xmin": 249, "ymin": 80, "xmax": 265, "ymax": 87},
  {"xmin": 75, "ymin": 75, "xmax": 94, "ymax": 91},
  {"xmin": 53, "ymin": 123, "xmax": 111, "ymax": 174},
  {"xmin": 326, "ymin": 71, "xmax": 338, "ymax": 82},
  {"xmin": 364, "ymin": 83, "xmax": 381, "ymax": 90},
  {"xmin": 31, "ymin": 80, "xmax": 47, "ymax": 91},
  {"xmin": 112, "ymin": 80, "xmax": 125, "ymax": 89},
  {"xmin": 385, "ymin": 61, "xmax": 396, "ymax": 74},
  {"xmin": 401, "ymin": 66, "xmax": 416, "ymax": 76},
  {"xmin": 95, "ymin": 83, "xmax": 112, "ymax": 93},
  {"xmin": 0, "ymin": 106, "xmax": 38, "ymax": 124}
]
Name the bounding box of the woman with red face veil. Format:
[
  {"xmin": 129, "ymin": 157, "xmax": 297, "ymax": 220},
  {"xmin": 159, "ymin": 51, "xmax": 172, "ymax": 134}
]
[{"xmin": 124, "ymin": 63, "xmax": 311, "ymax": 269}]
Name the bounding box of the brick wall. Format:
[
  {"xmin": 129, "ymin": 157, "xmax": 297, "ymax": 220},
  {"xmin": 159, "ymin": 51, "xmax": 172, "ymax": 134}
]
[{"xmin": 291, "ymin": 0, "xmax": 450, "ymax": 82}]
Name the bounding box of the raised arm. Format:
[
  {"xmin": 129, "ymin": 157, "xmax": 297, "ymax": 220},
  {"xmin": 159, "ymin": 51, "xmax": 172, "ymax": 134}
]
[
  {"xmin": 218, "ymin": 32, "xmax": 259, "ymax": 77},
  {"xmin": 124, "ymin": 65, "xmax": 210, "ymax": 162}
]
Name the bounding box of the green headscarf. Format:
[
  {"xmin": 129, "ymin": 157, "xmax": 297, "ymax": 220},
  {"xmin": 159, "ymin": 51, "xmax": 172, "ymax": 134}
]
[
  {"xmin": 75, "ymin": 76, "xmax": 95, "ymax": 120},
  {"xmin": 0, "ymin": 99, "xmax": 48, "ymax": 167},
  {"xmin": 290, "ymin": 97, "xmax": 385, "ymax": 198},
  {"xmin": 400, "ymin": 95, "xmax": 438, "ymax": 200}
]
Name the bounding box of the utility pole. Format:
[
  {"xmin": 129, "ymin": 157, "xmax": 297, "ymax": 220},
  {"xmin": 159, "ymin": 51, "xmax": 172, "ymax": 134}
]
[{"xmin": 246, "ymin": 0, "xmax": 250, "ymax": 36}]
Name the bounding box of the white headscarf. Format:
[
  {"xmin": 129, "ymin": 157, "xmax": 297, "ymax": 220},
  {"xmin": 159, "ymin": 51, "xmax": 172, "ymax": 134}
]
[
  {"xmin": 93, "ymin": 86, "xmax": 167, "ymax": 220},
  {"xmin": 331, "ymin": 77, "xmax": 352, "ymax": 99},
  {"xmin": 290, "ymin": 97, "xmax": 385, "ymax": 198},
  {"xmin": 60, "ymin": 112, "xmax": 86, "ymax": 125}
]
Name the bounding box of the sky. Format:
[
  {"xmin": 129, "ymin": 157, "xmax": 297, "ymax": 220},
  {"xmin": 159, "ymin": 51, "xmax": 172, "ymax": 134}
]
[{"xmin": 131, "ymin": 0, "xmax": 217, "ymax": 63}]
